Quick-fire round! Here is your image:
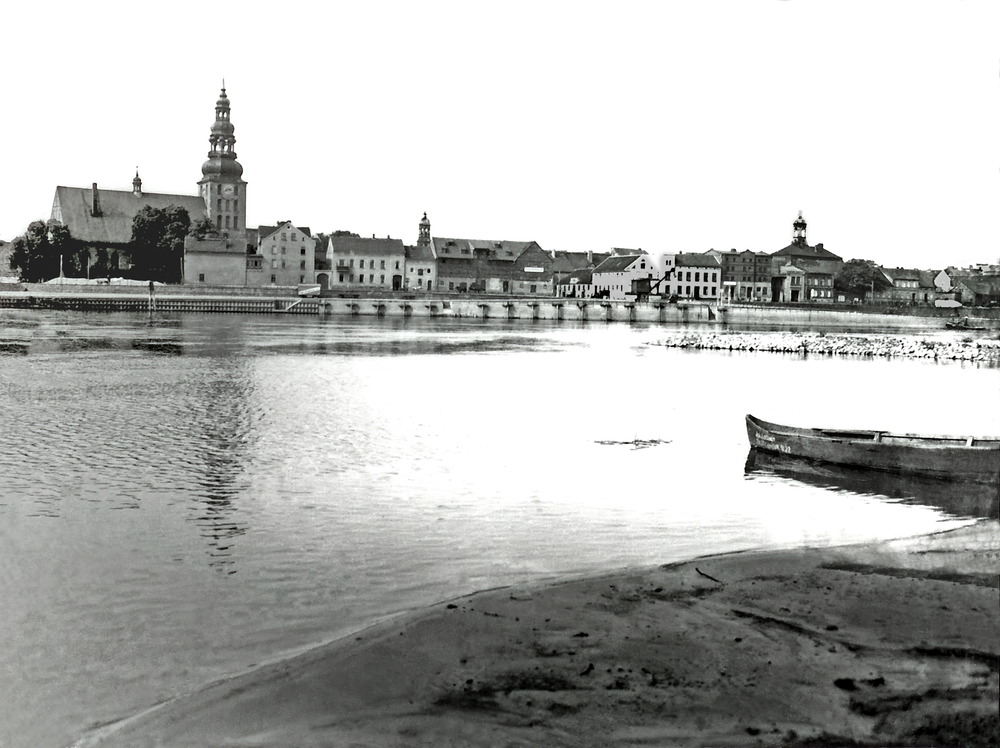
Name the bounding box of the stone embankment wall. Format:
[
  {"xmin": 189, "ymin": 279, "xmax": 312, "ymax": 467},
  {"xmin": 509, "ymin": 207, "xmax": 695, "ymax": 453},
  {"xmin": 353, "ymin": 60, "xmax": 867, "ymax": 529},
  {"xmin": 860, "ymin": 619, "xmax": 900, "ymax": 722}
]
[{"xmin": 649, "ymin": 332, "xmax": 1000, "ymax": 363}]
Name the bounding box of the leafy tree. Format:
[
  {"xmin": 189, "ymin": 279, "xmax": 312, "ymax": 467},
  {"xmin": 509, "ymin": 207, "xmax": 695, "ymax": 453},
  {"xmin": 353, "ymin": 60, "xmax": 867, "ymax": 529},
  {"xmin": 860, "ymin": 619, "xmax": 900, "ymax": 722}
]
[
  {"xmin": 9, "ymin": 220, "xmax": 74, "ymax": 282},
  {"xmin": 189, "ymin": 217, "xmax": 218, "ymax": 240},
  {"xmin": 835, "ymin": 259, "xmax": 892, "ymax": 298},
  {"xmin": 128, "ymin": 205, "xmax": 191, "ymax": 283}
]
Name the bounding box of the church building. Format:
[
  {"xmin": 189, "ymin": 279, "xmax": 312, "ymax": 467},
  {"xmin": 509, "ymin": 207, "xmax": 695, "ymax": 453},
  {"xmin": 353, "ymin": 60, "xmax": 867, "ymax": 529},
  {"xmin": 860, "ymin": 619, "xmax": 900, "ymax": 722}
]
[{"xmin": 49, "ymin": 86, "xmax": 250, "ymax": 284}]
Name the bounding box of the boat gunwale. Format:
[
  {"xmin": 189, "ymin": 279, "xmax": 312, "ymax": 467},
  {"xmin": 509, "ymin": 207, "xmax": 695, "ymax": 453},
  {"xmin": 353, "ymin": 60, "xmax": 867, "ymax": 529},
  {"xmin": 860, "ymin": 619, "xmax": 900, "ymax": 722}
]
[{"xmin": 746, "ymin": 414, "xmax": 1000, "ymax": 449}]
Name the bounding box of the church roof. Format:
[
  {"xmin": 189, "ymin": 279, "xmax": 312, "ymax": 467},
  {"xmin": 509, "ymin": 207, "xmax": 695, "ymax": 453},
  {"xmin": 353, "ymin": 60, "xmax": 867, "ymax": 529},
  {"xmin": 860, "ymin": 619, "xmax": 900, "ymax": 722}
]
[{"xmin": 51, "ymin": 185, "xmax": 206, "ymax": 245}]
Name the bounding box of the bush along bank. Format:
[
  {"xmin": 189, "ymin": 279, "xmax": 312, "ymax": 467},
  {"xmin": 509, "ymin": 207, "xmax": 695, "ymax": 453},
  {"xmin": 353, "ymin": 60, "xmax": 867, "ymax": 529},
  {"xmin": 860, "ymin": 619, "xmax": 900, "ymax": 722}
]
[{"xmin": 647, "ymin": 332, "xmax": 1000, "ymax": 363}]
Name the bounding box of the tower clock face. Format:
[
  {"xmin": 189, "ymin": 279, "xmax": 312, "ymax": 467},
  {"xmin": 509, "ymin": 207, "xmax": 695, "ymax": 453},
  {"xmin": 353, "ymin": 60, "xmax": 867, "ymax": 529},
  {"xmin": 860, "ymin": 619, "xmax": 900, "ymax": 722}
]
[{"xmin": 222, "ymin": 184, "xmax": 235, "ymax": 197}]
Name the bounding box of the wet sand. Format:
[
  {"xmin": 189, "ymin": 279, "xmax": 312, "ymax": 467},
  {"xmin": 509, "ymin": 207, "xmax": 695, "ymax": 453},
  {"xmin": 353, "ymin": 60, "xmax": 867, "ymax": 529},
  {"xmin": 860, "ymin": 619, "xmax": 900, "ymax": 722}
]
[{"xmin": 78, "ymin": 521, "xmax": 998, "ymax": 748}]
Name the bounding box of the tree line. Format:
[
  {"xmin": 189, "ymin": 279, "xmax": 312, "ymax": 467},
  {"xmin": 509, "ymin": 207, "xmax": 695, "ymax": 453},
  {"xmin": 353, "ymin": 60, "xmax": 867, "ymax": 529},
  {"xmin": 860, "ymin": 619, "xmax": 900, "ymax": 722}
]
[{"xmin": 9, "ymin": 206, "xmax": 215, "ymax": 284}]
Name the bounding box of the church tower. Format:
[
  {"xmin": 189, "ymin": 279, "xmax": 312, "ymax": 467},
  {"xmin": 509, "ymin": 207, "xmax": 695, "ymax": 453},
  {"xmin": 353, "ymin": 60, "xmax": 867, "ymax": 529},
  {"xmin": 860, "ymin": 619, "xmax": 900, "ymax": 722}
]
[
  {"xmin": 418, "ymin": 212, "xmax": 431, "ymax": 247},
  {"xmin": 792, "ymin": 211, "xmax": 807, "ymax": 246},
  {"xmin": 198, "ymin": 85, "xmax": 247, "ymax": 247}
]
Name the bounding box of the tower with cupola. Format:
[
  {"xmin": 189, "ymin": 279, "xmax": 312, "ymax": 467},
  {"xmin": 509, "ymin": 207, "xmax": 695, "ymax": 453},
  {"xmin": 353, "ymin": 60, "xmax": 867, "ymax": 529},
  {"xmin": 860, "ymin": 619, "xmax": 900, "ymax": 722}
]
[
  {"xmin": 418, "ymin": 212, "xmax": 431, "ymax": 247},
  {"xmin": 792, "ymin": 211, "xmax": 807, "ymax": 246},
  {"xmin": 197, "ymin": 84, "xmax": 247, "ymax": 248}
]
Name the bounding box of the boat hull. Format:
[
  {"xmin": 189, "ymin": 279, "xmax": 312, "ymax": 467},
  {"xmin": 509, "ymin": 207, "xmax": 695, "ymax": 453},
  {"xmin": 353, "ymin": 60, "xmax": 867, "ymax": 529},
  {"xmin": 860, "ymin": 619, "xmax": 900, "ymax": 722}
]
[{"xmin": 746, "ymin": 414, "xmax": 1000, "ymax": 484}]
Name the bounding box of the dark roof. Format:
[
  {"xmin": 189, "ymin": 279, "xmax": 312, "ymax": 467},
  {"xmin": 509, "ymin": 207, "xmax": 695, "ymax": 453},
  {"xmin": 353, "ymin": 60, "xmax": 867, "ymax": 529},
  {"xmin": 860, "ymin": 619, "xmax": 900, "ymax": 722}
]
[
  {"xmin": 593, "ymin": 255, "xmax": 644, "ymax": 273},
  {"xmin": 51, "ymin": 185, "xmax": 207, "ymax": 245},
  {"xmin": 771, "ymin": 241, "xmax": 842, "ymax": 261},
  {"xmin": 675, "ymin": 253, "xmax": 721, "ymax": 268},
  {"xmin": 956, "ymin": 276, "xmax": 1000, "ymax": 296},
  {"xmin": 555, "ymin": 268, "xmax": 594, "ymax": 285},
  {"xmin": 329, "ymin": 236, "xmax": 406, "ymax": 256},
  {"xmin": 405, "ymin": 243, "xmax": 436, "ymax": 261},
  {"xmin": 432, "ymin": 237, "xmax": 536, "ymax": 261}
]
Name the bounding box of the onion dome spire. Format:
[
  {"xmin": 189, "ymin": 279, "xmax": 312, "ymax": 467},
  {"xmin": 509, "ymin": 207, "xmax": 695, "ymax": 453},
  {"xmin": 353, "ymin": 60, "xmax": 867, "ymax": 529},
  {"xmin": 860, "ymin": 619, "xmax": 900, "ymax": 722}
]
[{"xmin": 201, "ymin": 84, "xmax": 243, "ymax": 179}]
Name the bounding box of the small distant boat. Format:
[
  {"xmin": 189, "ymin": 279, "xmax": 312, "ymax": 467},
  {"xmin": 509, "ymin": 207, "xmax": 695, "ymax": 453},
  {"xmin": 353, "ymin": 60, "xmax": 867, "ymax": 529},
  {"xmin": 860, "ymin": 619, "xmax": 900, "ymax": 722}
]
[
  {"xmin": 945, "ymin": 317, "xmax": 987, "ymax": 331},
  {"xmin": 746, "ymin": 414, "xmax": 1000, "ymax": 483}
]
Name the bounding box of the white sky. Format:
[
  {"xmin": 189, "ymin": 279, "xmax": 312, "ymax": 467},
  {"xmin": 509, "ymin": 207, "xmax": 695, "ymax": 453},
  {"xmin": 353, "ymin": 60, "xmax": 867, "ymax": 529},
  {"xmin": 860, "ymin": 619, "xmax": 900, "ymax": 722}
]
[{"xmin": 3, "ymin": 1, "xmax": 998, "ymax": 269}]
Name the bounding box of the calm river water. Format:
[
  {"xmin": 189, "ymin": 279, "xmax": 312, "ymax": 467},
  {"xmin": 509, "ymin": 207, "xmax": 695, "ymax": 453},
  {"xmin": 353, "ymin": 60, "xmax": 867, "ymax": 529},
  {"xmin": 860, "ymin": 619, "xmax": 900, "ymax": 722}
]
[{"xmin": 1, "ymin": 311, "xmax": 997, "ymax": 748}]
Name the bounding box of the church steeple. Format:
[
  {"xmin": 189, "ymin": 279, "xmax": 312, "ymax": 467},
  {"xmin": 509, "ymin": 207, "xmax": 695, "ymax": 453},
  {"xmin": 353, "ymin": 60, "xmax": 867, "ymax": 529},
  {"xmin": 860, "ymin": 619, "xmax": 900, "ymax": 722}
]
[
  {"xmin": 132, "ymin": 168, "xmax": 142, "ymax": 197},
  {"xmin": 418, "ymin": 212, "xmax": 431, "ymax": 247},
  {"xmin": 198, "ymin": 84, "xmax": 246, "ymax": 240},
  {"xmin": 792, "ymin": 211, "xmax": 807, "ymax": 246}
]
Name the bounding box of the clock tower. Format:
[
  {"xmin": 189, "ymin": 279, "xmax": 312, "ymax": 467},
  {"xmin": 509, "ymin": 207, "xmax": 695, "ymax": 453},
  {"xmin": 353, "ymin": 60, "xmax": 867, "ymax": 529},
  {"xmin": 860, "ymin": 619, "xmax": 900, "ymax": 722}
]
[{"xmin": 198, "ymin": 84, "xmax": 247, "ymax": 249}]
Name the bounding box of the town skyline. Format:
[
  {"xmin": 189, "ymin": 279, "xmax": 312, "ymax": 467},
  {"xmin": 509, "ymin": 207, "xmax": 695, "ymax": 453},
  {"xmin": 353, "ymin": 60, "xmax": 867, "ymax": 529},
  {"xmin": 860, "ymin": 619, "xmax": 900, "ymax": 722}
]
[{"xmin": 4, "ymin": 1, "xmax": 998, "ymax": 271}]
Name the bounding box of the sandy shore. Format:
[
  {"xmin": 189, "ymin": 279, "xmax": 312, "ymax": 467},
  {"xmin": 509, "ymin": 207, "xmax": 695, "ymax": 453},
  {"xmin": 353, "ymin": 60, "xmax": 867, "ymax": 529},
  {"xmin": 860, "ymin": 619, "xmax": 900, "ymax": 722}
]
[{"xmin": 77, "ymin": 521, "xmax": 998, "ymax": 748}]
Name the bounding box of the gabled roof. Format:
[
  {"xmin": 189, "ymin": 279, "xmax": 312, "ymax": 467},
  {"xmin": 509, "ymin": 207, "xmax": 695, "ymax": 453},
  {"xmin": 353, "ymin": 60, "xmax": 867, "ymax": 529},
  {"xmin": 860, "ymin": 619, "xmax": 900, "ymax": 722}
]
[
  {"xmin": 955, "ymin": 276, "xmax": 1000, "ymax": 296},
  {"xmin": 51, "ymin": 185, "xmax": 207, "ymax": 245},
  {"xmin": 329, "ymin": 236, "xmax": 406, "ymax": 256},
  {"xmin": 551, "ymin": 251, "xmax": 598, "ymax": 274},
  {"xmin": 555, "ymin": 268, "xmax": 594, "ymax": 285},
  {"xmin": 258, "ymin": 222, "xmax": 312, "ymax": 241},
  {"xmin": 675, "ymin": 253, "xmax": 721, "ymax": 268},
  {"xmin": 593, "ymin": 255, "xmax": 645, "ymax": 274}
]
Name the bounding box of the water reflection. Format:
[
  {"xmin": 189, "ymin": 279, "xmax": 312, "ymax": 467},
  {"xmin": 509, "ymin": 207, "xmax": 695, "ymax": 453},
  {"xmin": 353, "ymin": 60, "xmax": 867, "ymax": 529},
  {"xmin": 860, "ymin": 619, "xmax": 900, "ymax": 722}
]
[
  {"xmin": 744, "ymin": 448, "xmax": 1000, "ymax": 520},
  {"xmin": 184, "ymin": 362, "xmax": 254, "ymax": 573}
]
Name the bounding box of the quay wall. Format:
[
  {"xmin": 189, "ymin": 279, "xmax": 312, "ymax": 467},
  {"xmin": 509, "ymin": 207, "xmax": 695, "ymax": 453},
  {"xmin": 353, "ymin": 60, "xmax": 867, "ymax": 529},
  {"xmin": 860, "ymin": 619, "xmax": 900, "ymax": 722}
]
[{"xmin": 0, "ymin": 286, "xmax": 991, "ymax": 331}]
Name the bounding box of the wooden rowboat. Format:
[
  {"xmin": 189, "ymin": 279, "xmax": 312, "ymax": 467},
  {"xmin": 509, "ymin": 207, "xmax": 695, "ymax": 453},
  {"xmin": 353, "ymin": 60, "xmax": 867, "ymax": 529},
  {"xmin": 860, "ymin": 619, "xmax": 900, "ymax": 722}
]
[{"xmin": 746, "ymin": 414, "xmax": 1000, "ymax": 484}]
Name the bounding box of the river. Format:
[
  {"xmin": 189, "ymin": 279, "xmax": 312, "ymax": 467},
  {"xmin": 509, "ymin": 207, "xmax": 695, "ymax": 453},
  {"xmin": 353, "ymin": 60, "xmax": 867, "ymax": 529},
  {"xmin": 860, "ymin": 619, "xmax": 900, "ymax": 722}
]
[{"xmin": 0, "ymin": 310, "xmax": 996, "ymax": 748}]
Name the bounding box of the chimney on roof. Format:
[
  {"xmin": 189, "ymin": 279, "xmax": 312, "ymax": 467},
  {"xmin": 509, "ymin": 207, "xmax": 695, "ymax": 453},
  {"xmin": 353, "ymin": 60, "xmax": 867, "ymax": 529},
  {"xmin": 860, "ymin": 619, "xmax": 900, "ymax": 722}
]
[
  {"xmin": 587, "ymin": 250, "xmax": 593, "ymax": 264},
  {"xmin": 816, "ymin": 243, "xmax": 824, "ymax": 250},
  {"xmin": 91, "ymin": 183, "xmax": 102, "ymax": 217}
]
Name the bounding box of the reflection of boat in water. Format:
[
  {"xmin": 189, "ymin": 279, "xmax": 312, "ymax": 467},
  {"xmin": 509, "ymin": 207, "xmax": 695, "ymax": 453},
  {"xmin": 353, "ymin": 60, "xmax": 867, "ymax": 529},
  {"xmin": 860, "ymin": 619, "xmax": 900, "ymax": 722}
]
[
  {"xmin": 746, "ymin": 414, "xmax": 1000, "ymax": 484},
  {"xmin": 745, "ymin": 448, "xmax": 999, "ymax": 520}
]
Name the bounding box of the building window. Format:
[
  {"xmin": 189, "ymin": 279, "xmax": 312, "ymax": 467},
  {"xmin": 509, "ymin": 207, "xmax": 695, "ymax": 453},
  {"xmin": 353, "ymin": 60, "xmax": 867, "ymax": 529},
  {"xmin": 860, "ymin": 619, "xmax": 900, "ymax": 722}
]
[
  {"xmin": 300, "ymin": 275, "xmax": 305, "ymax": 283},
  {"xmin": 349, "ymin": 274, "xmax": 354, "ymax": 282},
  {"xmin": 281, "ymin": 247, "xmax": 286, "ymax": 254},
  {"xmin": 339, "ymin": 274, "xmax": 344, "ymax": 283},
  {"xmin": 291, "ymin": 233, "xmax": 297, "ymax": 241},
  {"xmin": 417, "ymin": 268, "xmax": 424, "ymax": 276},
  {"xmin": 281, "ymin": 261, "xmax": 286, "ymax": 269},
  {"xmin": 272, "ymin": 246, "xmax": 277, "ymax": 254},
  {"xmin": 271, "ymin": 259, "xmax": 277, "ymax": 269},
  {"xmin": 395, "ymin": 261, "xmax": 400, "ymax": 269},
  {"xmin": 281, "ymin": 233, "xmax": 286, "ymax": 240},
  {"xmin": 380, "ymin": 275, "xmax": 385, "ymax": 284},
  {"xmin": 369, "ymin": 274, "xmax": 374, "ymax": 283},
  {"xmin": 216, "ymin": 215, "xmax": 221, "ymax": 228},
  {"xmin": 225, "ymin": 216, "xmax": 231, "ymax": 229},
  {"xmin": 233, "ymin": 217, "xmax": 238, "ymax": 229},
  {"xmin": 300, "ymin": 247, "xmax": 306, "ymax": 255},
  {"xmin": 350, "ymin": 259, "xmax": 354, "ymax": 267},
  {"xmin": 217, "ymin": 199, "xmax": 222, "ymax": 211},
  {"xmin": 695, "ymin": 272, "xmax": 700, "ymax": 282},
  {"xmin": 270, "ymin": 275, "xmax": 276, "ymax": 283},
  {"xmin": 380, "ymin": 260, "xmax": 385, "ymax": 269},
  {"xmin": 300, "ymin": 260, "xmax": 306, "ymax": 269},
  {"xmin": 530, "ymin": 284, "xmax": 537, "ymax": 293},
  {"xmin": 198, "ymin": 273, "xmax": 205, "ymax": 282},
  {"xmin": 449, "ymin": 282, "xmax": 455, "ymax": 290}
]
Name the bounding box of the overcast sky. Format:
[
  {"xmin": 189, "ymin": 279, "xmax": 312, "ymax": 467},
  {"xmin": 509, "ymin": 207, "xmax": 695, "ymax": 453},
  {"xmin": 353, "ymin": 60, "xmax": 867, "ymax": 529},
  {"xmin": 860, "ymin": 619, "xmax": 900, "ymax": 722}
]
[{"xmin": 4, "ymin": 1, "xmax": 998, "ymax": 269}]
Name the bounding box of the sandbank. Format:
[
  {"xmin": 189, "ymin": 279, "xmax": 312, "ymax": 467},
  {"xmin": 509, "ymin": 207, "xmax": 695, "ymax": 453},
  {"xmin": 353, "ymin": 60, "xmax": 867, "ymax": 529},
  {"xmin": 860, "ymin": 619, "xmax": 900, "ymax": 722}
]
[{"xmin": 77, "ymin": 521, "xmax": 999, "ymax": 748}]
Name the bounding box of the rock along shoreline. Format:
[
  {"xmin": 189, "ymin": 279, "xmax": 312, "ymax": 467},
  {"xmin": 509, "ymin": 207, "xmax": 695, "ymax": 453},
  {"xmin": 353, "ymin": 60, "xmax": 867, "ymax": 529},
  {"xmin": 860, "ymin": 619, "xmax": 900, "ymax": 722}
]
[{"xmin": 648, "ymin": 331, "xmax": 1000, "ymax": 363}]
